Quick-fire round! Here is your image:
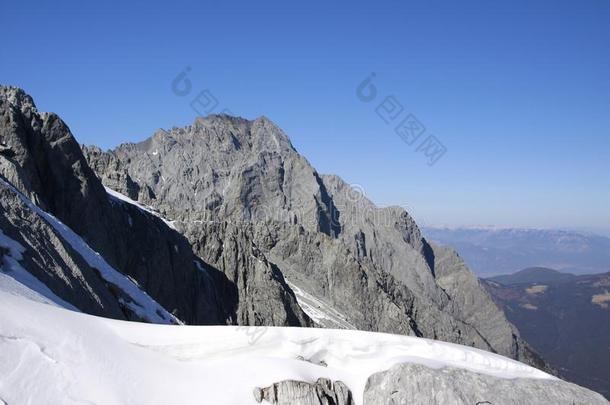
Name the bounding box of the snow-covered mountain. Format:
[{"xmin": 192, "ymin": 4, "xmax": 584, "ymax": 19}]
[
  {"xmin": 1, "ymin": 85, "xmax": 608, "ymax": 403},
  {"xmin": 0, "ymin": 84, "xmax": 537, "ymax": 362}
]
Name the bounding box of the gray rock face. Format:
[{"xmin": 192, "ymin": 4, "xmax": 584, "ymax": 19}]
[
  {"xmin": 364, "ymin": 363, "xmax": 609, "ymax": 405},
  {"xmin": 82, "ymin": 113, "xmax": 544, "ymax": 367},
  {"xmin": 184, "ymin": 220, "xmax": 310, "ymax": 326},
  {"xmin": 0, "ymin": 86, "xmax": 309, "ymax": 326},
  {"xmin": 432, "ymin": 244, "xmax": 548, "ymax": 369},
  {"xmin": 254, "ymin": 379, "xmax": 354, "ymax": 405}
]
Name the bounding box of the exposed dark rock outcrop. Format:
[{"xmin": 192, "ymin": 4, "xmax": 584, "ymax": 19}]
[
  {"xmin": 254, "ymin": 379, "xmax": 354, "ymax": 405},
  {"xmin": 0, "ymin": 184, "xmax": 126, "ymax": 319}
]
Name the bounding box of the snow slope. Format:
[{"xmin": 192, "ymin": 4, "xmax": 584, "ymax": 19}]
[
  {"xmin": 0, "ymin": 285, "xmax": 555, "ymax": 405},
  {"xmin": 0, "ymin": 178, "xmax": 178, "ymax": 324},
  {"xmin": 286, "ymin": 280, "xmax": 356, "ymax": 329}
]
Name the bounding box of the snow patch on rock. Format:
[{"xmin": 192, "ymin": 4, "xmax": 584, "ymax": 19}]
[
  {"xmin": 105, "ymin": 186, "xmax": 177, "ymax": 230},
  {"xmin": 287, "ymin": 280, "xmax": 355, "ymax": 329}
]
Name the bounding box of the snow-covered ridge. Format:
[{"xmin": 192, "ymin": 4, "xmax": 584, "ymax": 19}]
[
  {"xmin": 0, "ymin": 178, "xmax": 178, "ymax": 324},
  {"xmin": 105, "ymin": 186, "xmax": 177, "ymax": 230},
  {"xmin": 0, "ymin": 287, "xmax": 554, "ymax": 405}
]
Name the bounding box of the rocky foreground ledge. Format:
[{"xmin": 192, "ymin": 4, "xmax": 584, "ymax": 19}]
[
  {"xmin": 254, "ymin": 378, "xmax": 354, "ymax": 405},
  {"xmin": 364, "ymin": 363, "xmax": 607, "ymax": 405},
  {"xmin": 254, "ymin": 365, "xmax": 607, "ymax": 405}
]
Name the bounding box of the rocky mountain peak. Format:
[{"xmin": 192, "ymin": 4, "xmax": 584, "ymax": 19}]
[
  {"xmin": 1, "ymin": 86, "xmax": 551, "ymax": 378},
  {"xmin": 190, "ymin": 113, "xmax": 296, "ymax": 156},
  {"xmin": 0, "ymin": 85, "xmax": 311, "ymax": 327},
  {"xmin": 0, "ymin": 85, "xmax": 37, "ymax": 113},
  {"xmin": 79, "ymin": 105, "xmax": 548, "ymax": 370}
]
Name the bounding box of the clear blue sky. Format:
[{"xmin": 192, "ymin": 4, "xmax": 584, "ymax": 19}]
[{"xmin": 2, "ymin": 0, "xmax": 609, "ymax": 231}]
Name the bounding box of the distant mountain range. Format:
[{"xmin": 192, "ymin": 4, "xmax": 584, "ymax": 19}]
[
  {"xmin": 488, "ymin": 267, "xmax": 578, "ymax": 285},
  {"xmin": 423, "ymin": 227, "xmax": 610, "ymax": 277},
  {"xmin": 483, "ymin": 267, "xmax": 610, "ymax": 399}
]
